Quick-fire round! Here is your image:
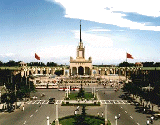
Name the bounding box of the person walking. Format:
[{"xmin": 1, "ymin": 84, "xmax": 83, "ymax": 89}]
[
  {"xmin": 150, "ymin": 116, "xmax": 154, "ymax": 124},
  {"xmin": 22, "ymin": 105, "xmax": 24, "ymax": 111},
  {"xmin": 118, "ymin": 113, "xmax": 121, "ymax": 119},
  {"xmin": 101, "ymin": 112, "xmax": 103, "ymax": 118},
  {"xmin": 143, "ymin": 108, "xmax": 146, "ymax": 113},
  {"xmin": 97, "ymin": 112, "xmax": 99, "ymax": 117},
  {"xmin": 146, "ymin": 119, "xmax": 150, "ymax": 125}
]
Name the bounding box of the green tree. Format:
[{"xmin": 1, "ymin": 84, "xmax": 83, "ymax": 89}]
[
  {"xmin": 55, "ymin": 70, "xmax": 63, "ymax": 76},
  {"xmin": 78, "ymin": 83, "xmax": 85, "ymax": 98}
]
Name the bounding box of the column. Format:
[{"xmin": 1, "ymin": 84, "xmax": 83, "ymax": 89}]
[
  {"xmin": 40, "ymin": 68, "xmax": 43, "ymax": 74},
  {"xmin": 113, "ymin": 68, "xmax": 115, "ymax": 74},
  {"xmin": 90, "ymin": 68, "xmax": 92, "ymax": 76},
  {"xmin": 71, "ymin": 67, "xmax": 72, "ymax": 76},
  {"xmin": 55, "ymin": 103, "xmax": 59, "ymax": 125},
  {"xmin": 119, "ymin": 69, "xmax": 121, "ymax": 76},
  {"xmin": 77, "ymin": 67, "xmax": 78, "ymax": 75},
  {"xmin": 21, "ymin": 70, "xmax": 24, "ymax": 77},
  {"xmin": 46, "ymin": 68, "xmax": 49, "ymax": 75},
  {"xmin": 51, "ymin": 68, "xmax": 55, "ymax": 75},
  {"xmin": 35, "ymin": 68, "xmax": 38, "ymax": 74},
  {"xmin": 27, "ymin": 69, "xmax": 29, "ymax": 76},
  {"xmin": 84, "ymin": 67, "xmax": 85, "ymax": 75}
]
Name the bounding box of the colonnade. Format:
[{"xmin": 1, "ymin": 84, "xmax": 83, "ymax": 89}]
[{"xmin": 20, "ymin": 66, "xmax": 142, "ymax": 77}]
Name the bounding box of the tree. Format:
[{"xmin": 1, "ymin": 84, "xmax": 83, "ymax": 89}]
[
  {"xmin": 47, "ymin": 62, "xmax": 57, "ymax": 66},
  {"xmin": 55, "ymin": 70, "xmax": 63, "ymax": 76},
  {"xmin": 78, "ymin": 83, "xmax": 85, "ymax": 98},
  {"xmin": 142, "ymin": 62, "xmax": 154, "ymax": 67},
  {"xmin": 119, "ymin": 61, "xmax": 134, "ymax": 67},
  {"xmin": 1, "ymin": 73, "xmax": 35, "ymax": 112},
  {"xmin": 74, "ymin": 105, "xmax": 89, "ymax": 125}
]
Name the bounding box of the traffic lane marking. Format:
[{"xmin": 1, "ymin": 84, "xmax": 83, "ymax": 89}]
[
  {"xmin": 35, "ymin": 109, "xmax": 38, "ymax": 112},
  {"xmin": 30, "ymin": 114, "xmax": 33, "ymax": 117},
  {"xmin": 130, "ymin": 116, "xmax": 133, "ymax": 119}
]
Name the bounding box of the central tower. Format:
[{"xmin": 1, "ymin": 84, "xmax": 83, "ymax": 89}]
[
  {"xmin": 69, "ymin": 20, "xmax": 92, "ymax": 76},
  {"xmin": 77, "ymin": 20, "xmax": 85, "ymax": 59}
]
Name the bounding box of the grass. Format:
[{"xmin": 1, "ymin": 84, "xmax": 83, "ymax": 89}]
[
  {"xmin": 52, "ymin": 115, "xmax": 111, "ymax": 125},
  {"xmin": 67, "ymin": 92, "xmax": 95, "ymax": 100},
  {"xmin": 0, "ymin": 66, "xmax": 21, "ymax": 70}
]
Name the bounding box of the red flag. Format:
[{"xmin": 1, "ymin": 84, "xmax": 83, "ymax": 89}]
[
  {"xmin": 35, "ymin": 53, "xmax": 40, "ymax": 60},
  {"xmin": 127, "ymin": 53, "xmax": 133, "ymax": 59}
]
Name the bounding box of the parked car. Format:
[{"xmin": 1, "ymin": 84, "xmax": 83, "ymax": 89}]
[{"xmin": 49, "ymin": 98, "xmax": 55, "ymax": 104}]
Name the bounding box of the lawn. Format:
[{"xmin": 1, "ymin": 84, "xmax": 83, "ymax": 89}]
[
  {"xmin": 52, "ymin": 115, "xmax": 111, "ymax": 125},
  {"xmin": 67, "ymin": 92, "xmax": 95, "ymax": 100}
]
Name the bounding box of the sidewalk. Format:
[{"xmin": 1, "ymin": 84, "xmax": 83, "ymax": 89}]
[{"xmin": 129, "ymin": 94, "xmax": 160, "ymax": 113}]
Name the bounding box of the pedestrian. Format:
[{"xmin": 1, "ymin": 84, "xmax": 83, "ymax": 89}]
[
  {"xmin": 77, "ymin": 106, "xmax": 79, "ymax": 111},
  {"xmin": 22, "ymin": 105, "xmax": 24, "ymax": 111},
  {"xmin": 146, "ymin": 119, "xmax": 150, "ymax": 125},
  {"xmin": 101, "ymin": 112, "xmax": 103, "ymax": 118},
  {"xmin": 97, "ymin": 112, "xmax": 99, "ymax": 117},
  {"xmin": 143, "ymin": 108, "xmax": 146, "ymax": 113},
  {"xmin": 118, "ymin": 113, "xmax": 121, "ymax": 119},
  {"xmin": 150, "ymin": 116, "xmax": 154, "ymax": 124}
]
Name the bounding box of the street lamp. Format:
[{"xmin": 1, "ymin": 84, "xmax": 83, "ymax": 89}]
[
  {"xmin": 105, "ymin": 102, "xmax": 107, "ymax": 125},
  {"xmin": 46, "ymin": 116, "xmax": 49, "ymax": 125},
  {"xmin": 115, "ymin": 116, "xmax": 117, "ymax": 125}
]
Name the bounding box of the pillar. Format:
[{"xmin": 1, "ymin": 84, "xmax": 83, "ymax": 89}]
[
  {"xmin": 77, "ymin": 67, "xmax": 78, "ymax": 75},
  {"xmin": 46, "ymin": 68, "xmax": 49, "ymax": 75},
  {"xmin": 113, "ymin": 68, "xmax": 115, "ymax": 74},
  {"xmin": 71, "ymin": 67, "xmax": 72, "ymax": 76},
  {"xmin": 27, "ymin": 69, "xmax": 29, "ymax": 76},
  {"xmin": 51, "ymin": 68, "xmax": 55, "ymax": 75},
  {"xmin": 84, "ymin": 67, "xmax": 85, "ymax": 75},
  {"xmin": 40, "ymin": 68, "xmax": 43, "ymax": 74},
  {"xmin": 90, "ymin": 68, "xmax": 92, "ymax": 76},
  {"xmin": 35, "ymin": 68, "xmax": 38, "ymax": 74},
  {"xmin": 119, "ymin": 69, "xmax": 121, "ymax": 76}
]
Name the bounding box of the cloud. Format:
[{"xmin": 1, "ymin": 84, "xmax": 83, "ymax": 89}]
[
  {"xmin": 73, "ymin": 30, "xmax": 113, "ymax": 47},
  {"xmin": 87, "ymin": 28, "xmax": 111, "ymax": 32},
  {"xmin": 49, "ymin": 0, "xmax": 160, "ymax": 31}
]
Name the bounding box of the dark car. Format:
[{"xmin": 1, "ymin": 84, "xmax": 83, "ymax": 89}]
[{"xmin": 49, "ymin": 98, "xmax": 55, "ymax": 104}]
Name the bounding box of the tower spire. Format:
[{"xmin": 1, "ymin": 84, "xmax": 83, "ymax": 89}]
[{"xmin": 80, "ymin": 20, "xmax": 81, "ymax": 43}]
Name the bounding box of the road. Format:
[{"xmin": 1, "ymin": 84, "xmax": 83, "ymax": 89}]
[
  {"xmin": 0, "ymin": 85, "xmax": 159, "ymax": 125},
  {"xmin": 91, "ymin": 86, "xmax": 160, "ymax": 125}
]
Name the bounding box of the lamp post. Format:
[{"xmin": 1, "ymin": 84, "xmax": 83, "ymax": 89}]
[
  {"xmin": 0, "ymin": 90, "xmax": 1, "ymax": 103},
  {"xmin": 55, "ymin": 102, "xmax": 59, "ymax": 125},
  {"xmin": 15, "ymin": 84, "xmax": 17, "ymax": 109},
  {"xmin": 94, "ymin": 87, "xmax": 95, "ymax": 98},
  {"xmin": 115, "ymin": 116, "xmax": 117, "ymax": 125},
  {"xmin": 46, "ymin": 116, "xmax": 49, "ymax": 125},
  {"xmin": 105, "ymin": 102, "xmax": 108, "ymax": 125}
]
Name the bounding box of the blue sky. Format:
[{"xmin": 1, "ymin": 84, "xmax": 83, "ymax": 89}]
[{"xmin": 1, "ymin": 0, "xmax": 160, "ymax": 65}]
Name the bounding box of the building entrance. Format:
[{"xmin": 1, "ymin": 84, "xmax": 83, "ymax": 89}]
[{"xmin": 78, "ymin": 66, "xmax": 84, "ymax": 75}]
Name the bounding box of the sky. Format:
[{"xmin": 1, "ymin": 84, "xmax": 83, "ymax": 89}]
[{"xmin": 1, "ymin": 0, "xmax": 160, "ymax": 65}]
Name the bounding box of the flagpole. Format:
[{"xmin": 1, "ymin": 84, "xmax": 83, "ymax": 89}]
[{"xmin": 126, "ymin": 52, "xmax": 127, "ymax": 81}]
